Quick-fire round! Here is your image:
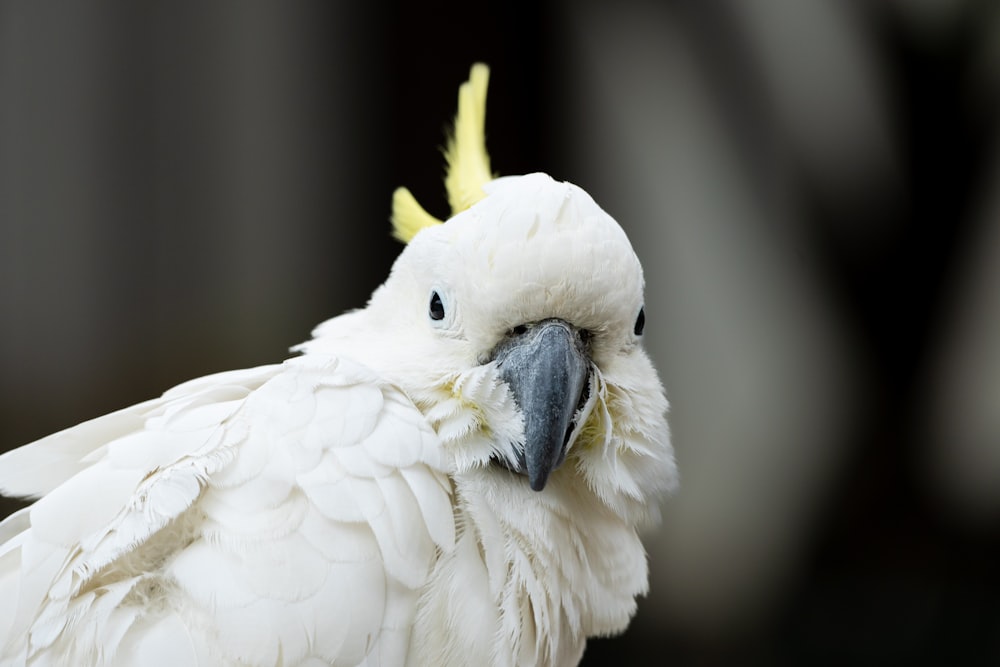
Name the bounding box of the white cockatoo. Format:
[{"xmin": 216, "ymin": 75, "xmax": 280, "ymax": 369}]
[{"xmin": 0, "ymin": 64, "xmax": 676, "ymax": 667}]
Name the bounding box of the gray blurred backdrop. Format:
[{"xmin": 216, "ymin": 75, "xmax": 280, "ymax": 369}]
[{"xmin": 2, "ymin": 1, "xmax": 1000, "ymax": 664}]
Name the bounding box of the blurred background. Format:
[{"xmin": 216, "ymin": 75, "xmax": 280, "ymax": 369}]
[{"xmin": 2, "ymin": 0, "xmax": 999, "ymax": 664}]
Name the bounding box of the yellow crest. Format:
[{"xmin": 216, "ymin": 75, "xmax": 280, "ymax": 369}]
[{"xmin": 391, "ymin": 64, "xmax": 494, "ymax": 243}]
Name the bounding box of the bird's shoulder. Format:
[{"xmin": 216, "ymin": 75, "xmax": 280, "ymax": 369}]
[{"xmin": 0, "ymin": 353, "xmax": 455, "ymax": 665}]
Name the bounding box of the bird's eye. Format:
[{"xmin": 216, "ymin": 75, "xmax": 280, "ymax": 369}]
[
  {"xmin": 429, "ymin": 291, "xmax": 445, "ymax": 321},
  {"xmin": 634, "ymin": 307, "xmax": 645, "ymax": 336}
]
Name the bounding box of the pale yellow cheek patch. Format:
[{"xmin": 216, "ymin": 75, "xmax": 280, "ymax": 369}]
[
  {"xmin": 569, "ymin": 380, "xmax": 631, "ymax": 456},
  {"xmin": 447, "ymin": 380, "xmax": 490, "ymax": 436},
  {"xmin": 573, "ymin": 408, "xmax": 607, "ymax": 452}
]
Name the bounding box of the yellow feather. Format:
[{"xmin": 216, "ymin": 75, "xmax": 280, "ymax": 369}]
[
  {"xmin": 444, "ymin": 63, "xmax": 493, "ymax": 216},
  {"xmin": 391, "ymin": 187, "xmax": 443, "ymax": 243},
  {"xmin": 390, "ymin": 63, "xmax": 495, "ymax": 244}
]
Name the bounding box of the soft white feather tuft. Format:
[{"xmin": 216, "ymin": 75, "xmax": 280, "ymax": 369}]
[{"xmin": 0, "ymin": 355, "xmax": 454, "ymax": 666}]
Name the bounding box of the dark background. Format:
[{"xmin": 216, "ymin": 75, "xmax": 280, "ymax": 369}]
[{"xmin": 2, "ymin": 1, "xmax": 1000, "ymax": 664}]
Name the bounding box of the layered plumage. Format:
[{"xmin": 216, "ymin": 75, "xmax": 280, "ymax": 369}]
[{"xmin": 0, "ymin": 64, "xmax": 676, "ymax": 666}]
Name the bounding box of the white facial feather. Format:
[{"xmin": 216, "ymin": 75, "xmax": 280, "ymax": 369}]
[{"xmin": 305, "ymin": 172, "xmax": 672, "ymax": 497}]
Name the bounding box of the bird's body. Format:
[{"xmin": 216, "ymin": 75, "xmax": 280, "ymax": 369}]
[{"xmin": 0, "ymin": 66, "xmax": 675, "ymax": 666}]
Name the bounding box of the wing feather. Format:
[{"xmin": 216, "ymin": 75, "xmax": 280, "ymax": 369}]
[
  {"xmin": 0, "ymin": 367, "xmax": 273, "ymax": 500},
  {"xmin": 0, "ymin": 354, "xmax": 454, "ymax": 666},
  {"xmin": 0, "ymin": 400, "xmax": 158, "ymax": 500},
  {"xmin": 400, "ymin": 466, "xmax": 457, "ymax": 551}
]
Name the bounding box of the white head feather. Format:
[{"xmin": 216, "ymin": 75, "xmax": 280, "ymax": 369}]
[{"xmin": 301, "ymin": 170, "xmax": 673, "ymax": 511}]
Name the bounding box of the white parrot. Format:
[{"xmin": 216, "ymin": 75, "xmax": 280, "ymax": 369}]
[{"xmin": 0, "ymin": 64, "xmax": 676, "ymax": 667}]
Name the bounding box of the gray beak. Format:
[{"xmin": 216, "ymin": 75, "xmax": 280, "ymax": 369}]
[{"xmin": 492, "ymin": 319, "xmax": 591, "ymax": 491}]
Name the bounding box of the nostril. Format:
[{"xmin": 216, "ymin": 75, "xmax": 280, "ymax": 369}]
[{"xmin": 511, "ymin": 324, "xmax": 528, "ymax": 336}]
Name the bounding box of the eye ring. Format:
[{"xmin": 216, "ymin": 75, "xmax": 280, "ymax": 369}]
[
  {"xmin": 429, "ymin": 291, "xmax": 445, "ymax": 321},
  {"xmin": 634, "ymin": 306, "xmax": 645, "ymax": 336}
]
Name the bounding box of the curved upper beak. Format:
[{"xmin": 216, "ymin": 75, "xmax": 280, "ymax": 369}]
[{"xmin": 491, "ymin": 319, "xmax": 591, "ymax": 491}]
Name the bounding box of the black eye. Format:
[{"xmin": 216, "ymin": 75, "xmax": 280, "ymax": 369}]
[
  {"xmin": 429, "ymin": 291, "xmax": 445, "ymax": 321},
  {"xmin": 634, "ymin": 307, "xmax": 645, "ymax": 336}
]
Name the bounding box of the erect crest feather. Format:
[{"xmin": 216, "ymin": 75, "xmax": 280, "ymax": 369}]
[
  {"xmin": 444, "ymin": 63, "xmax": 493, "ymax": 215},
  {"xmin": 390, "ymin": 187, "xmax": 444, "ymax": 245},
  {"xmin": 391, "ymin": 63, "xmax": 494, "ymax": 244}
]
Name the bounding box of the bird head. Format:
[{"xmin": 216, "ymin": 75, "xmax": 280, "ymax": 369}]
[{"xmin": 300, "ymin": 65, "xmax": 674, "ymax": 523}]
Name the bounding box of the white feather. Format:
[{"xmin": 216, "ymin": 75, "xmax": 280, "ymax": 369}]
[
  {"xmin": 0, "ymin": 400, "xmax": 159, "ymax": 499},
  {"xmin": 0, "ymin": 355, "xmax": 454, "ymax": 666},
  {"xmin": 28, "ymin": 462, "xmax": 147, "ymax": 547},
  {"xmin": 111, "ymin": 613, "xmax": 200, "ymax": 667}
]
